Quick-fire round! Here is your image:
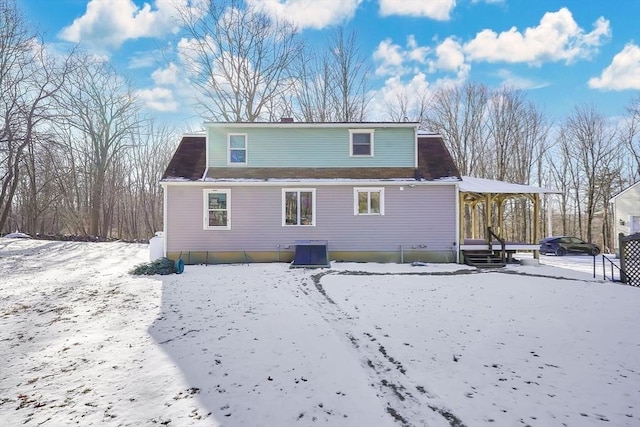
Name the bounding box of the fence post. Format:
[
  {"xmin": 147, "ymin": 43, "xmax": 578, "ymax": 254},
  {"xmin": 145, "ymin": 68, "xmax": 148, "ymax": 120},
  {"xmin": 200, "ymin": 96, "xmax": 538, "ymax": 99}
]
[{"xmin": 619, "ymin": 233, "xmax": 627, "ymax": 284}]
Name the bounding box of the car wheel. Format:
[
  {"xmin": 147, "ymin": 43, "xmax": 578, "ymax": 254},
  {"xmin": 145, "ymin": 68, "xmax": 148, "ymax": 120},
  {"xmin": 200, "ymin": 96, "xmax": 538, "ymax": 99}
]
[
  {"xmin": 589, "ymin": 247, "xmax": 600, "ymax": 256},
  {"xmin": 555, "ymin": 247, "xmax": 566, "ymax": 256}
]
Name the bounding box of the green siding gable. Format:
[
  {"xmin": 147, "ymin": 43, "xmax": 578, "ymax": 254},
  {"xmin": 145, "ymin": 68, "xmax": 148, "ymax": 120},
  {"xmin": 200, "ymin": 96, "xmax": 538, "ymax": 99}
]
[{"xmin": 207, "ymin": 126, "xmax": 415, "ymax": 168}]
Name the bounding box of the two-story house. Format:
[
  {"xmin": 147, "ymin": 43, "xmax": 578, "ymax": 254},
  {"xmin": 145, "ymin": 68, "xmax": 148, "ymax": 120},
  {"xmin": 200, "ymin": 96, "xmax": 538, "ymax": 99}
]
[
  {"xmin": 160, "ymin": 121, "xmax": 461, "ymax": 265},
  {"xmin": 610, "ymin": 181, "xmax": 640, "ymax": 255}
]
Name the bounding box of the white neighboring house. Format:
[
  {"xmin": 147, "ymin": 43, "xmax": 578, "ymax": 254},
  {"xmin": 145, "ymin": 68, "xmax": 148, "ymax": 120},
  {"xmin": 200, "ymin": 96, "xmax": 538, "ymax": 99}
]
[{"xmin": 610, "ymin": 181, "xmax": 640, "ymax": 254}]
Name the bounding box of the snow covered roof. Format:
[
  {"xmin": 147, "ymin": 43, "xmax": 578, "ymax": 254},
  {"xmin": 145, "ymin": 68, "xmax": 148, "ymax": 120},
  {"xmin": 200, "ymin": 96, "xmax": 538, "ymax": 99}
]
[
  {"xmin": 459, "ymin": 176, "xmax": 560, "ymax": 194},
  {"xmin": 609, "ymin": 181, "xmax": 640, "ymax": 202}
]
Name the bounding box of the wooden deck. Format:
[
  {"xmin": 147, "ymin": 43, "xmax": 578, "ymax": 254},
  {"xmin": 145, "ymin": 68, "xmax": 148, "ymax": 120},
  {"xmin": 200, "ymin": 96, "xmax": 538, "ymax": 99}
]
[{"xmin": 460, "ymin": 239, "xmax": 539, "ymax": 252}]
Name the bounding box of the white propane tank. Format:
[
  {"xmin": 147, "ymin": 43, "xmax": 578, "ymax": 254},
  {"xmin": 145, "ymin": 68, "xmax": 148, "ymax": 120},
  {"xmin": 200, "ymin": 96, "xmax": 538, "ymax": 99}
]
[{"xmin": 149, "ymin": 231, "xmax": 164, "ymax": 261}]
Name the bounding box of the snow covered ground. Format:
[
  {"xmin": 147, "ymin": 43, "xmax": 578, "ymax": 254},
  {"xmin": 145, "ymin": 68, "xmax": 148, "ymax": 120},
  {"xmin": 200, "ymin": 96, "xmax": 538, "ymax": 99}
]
[{"xmin": 1, "ymin": 238, "xmax": 638, "ymax": 426}]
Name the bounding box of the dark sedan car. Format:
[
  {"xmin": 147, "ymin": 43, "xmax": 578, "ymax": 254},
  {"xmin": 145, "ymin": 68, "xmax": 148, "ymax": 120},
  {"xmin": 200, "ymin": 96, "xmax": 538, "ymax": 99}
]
[{"xmin": 539, "ymin": 236, "xmax": 600, "ymax": 256}]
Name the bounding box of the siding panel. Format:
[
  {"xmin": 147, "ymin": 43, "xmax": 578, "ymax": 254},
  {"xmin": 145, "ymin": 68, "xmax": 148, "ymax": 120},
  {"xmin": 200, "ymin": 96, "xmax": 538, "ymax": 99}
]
[
  {"xmin": 207, "ymin": 127, "xmax": 415, "ymax": 168},
  {"xmin": 166, "ymin": 184, "xmax": 456, "ymax": 255}
]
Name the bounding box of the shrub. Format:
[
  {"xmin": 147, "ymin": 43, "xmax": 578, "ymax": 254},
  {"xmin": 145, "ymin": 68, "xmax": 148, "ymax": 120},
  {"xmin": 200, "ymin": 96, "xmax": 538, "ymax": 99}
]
[{"xmin": 131, "ymin": 257, "xmax": 177, "ymax": 275}]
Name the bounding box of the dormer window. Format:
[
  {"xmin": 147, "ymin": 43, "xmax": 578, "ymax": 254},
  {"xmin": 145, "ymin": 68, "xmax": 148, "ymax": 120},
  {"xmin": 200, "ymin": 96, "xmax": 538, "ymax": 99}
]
[
  {"xmin": 228, "ymin": 134, "xmax": 247, "ymax": 165},
  {"xmin": 349, "ymin": 129, "xmax": 374, "ymax": 157}
]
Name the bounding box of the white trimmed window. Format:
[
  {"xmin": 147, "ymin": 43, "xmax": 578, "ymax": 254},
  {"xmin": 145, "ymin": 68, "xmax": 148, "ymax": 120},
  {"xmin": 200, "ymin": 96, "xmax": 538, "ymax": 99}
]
[
  {"xmin": 283, "ymin": 189, "xmax": 316, "ymax": 226},
  {"xmin": 354, "ymin": 187, "xmax": 384, "ymax": 215},
  {"xmin": 349, "ymin": 129, "xmax": 374, "ymax": 156},
  {"xmin": 228, "ymin": 134, "xmax": 247, "ymax": 165},
  {"xmin": 203, "ymin": 189, "xmax": 231, "ymax": 230}
]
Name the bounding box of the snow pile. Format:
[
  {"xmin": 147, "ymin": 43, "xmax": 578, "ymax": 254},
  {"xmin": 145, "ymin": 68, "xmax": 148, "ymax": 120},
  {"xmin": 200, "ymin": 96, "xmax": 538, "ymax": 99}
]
[{"xmin": 1, "ymin": 238, "xmax": 638, "ymax": 426}]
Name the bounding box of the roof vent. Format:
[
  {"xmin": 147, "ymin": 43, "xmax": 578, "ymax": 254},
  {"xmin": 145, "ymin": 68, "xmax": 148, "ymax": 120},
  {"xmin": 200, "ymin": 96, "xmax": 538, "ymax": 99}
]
[{"xmin": 280, "ymin": 117, "xmax": 294, "ymax": 123}]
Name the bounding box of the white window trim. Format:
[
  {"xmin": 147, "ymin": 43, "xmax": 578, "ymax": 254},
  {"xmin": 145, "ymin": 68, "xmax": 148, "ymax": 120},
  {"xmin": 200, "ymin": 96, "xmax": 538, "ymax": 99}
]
[
  {"xmin": 353, "ymin": 187, "xmax": 385, "ymax": 215},
  {"xmin": 227, "ymin": 133, "xmax": 248, "ymax": 165},
  {"xmin": 282, "ymin": 188, "xmax": 316, "ymax": 227},
  {"xmin": 203, "ymin": 189, "xmax": 231, "ymax": 230},
  {"xmin": 349, "ymin": 129, "xmax": 374, "ymax": 157}
]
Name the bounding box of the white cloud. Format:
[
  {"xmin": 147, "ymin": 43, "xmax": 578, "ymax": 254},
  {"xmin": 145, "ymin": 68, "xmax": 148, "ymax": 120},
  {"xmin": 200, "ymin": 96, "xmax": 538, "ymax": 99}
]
[
  {"xmin": 152, "ymin": 63, "xmax": 179, "ymax": 85},
  {"xmin": 176, "ymin": 35, "xmax": 217, "ymax": 76},
  {"xmin": 374, "ymin": 35, "xmax": 470, "ymax": 81},
  {"xmin": 406, "ymin": 35, "xmax": 429, "ymax": 63},
  {"xmin": 369, "ymin": 73, "xmax": 432, "ymax": 120},
  {"xmin": 373, "ymin": 39, "xmax": 406, "ymax": 76},
  {"xmin": 59, "ymin": 0, "xmax": 195, "ymax": 50},
  {"xmin": 496, "ymin": 69, "xmax": 549, "ymax": 90},
  {"xmin": 247, "ymin": 0, "xmax": 362, "ymax": 29},
  {"xmin": 135, "ymin": 87, "xmax": 178, "ymax": 112},
  {"xmin": 128, "ymin": 52, "xmax": 158, "ymax": 69},
  {"xmin": 380, "ymin": 73, "xmax": 430, "ymax": 105},
  {"xmin": 429, "ymin": 37, "xmax": 469, "ymax": 79},
  {"xmin": 588, "ymin": 43, "xmax": 640, "ymax": 91},
  {"xmin": 379, "ymin": 0, "xmax": 456, "ymax": 21},
  {"xmin": 463, "ymin": 8, "xmax": 611, "ymax": 65}
]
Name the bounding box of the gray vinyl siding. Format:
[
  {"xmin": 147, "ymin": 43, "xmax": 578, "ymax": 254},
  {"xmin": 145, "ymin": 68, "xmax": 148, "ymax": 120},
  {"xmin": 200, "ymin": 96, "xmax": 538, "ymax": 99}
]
[
  {"xmin": 166, "ymin": 184, "xmax": 456, "ymax": 254},
  {"xmin": 208, "ymin": 127, "xmax": 415, "ymax": 168}
]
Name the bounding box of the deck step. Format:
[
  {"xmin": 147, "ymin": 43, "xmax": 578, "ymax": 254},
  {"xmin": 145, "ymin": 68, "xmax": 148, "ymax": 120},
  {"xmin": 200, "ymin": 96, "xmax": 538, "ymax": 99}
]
[{"xmin": 462, "ymin": 250, "xmax": 506, "ymax": 268}]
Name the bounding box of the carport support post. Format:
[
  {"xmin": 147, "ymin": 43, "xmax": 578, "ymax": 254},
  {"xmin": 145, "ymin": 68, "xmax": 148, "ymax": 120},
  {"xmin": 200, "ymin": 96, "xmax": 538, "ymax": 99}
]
[
  {"xmin": 470, "ymin": 201, "xmax": 477, "ymax": 239},
  {"xmin": 485, "ymin": 193, "xmax": 492, "ymax": 242},
  {"xmin": 497, "ymin": 196, "xmax": 504, "ymax": 236}
]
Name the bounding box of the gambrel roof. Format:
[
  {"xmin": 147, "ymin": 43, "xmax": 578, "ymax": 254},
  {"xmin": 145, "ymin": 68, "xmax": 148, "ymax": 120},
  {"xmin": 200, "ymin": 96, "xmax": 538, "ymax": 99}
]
[
  {"xmin": 162, "ymin": 134, "xmax": 207, "ymax": 181},
  {"xmin": 161, "ymin": 128, "xmax": 461, "ymax": 182}
]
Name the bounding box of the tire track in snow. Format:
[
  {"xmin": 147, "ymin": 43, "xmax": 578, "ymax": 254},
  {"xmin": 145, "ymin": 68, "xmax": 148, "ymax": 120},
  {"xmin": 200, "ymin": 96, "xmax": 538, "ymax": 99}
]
[{"xmin": 305, "ymin": 270, "xmax": 467, "ymax": 427}]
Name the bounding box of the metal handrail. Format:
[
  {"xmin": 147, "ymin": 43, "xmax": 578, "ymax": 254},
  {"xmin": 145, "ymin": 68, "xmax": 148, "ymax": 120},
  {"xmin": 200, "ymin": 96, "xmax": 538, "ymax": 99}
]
[
  {"xmin": 487, "ymin": 226, "xmax": 506, "ymax": 264},
  {"xmin": 600, "ymin": 255, "xmax": 625, "ymax": 283}
]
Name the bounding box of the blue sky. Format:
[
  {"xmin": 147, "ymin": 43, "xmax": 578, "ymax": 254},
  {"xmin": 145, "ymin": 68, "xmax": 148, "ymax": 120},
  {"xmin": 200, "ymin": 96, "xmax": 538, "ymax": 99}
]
[{"xmin": 20, "ymin": 0, "xmax": 640, "ymax": 127}]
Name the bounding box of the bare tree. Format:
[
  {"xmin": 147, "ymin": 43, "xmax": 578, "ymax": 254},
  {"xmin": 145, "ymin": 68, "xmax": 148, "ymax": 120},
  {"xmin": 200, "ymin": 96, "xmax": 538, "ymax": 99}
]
[
  {"xmin": 425, "ymin": 82, "xmax": 488, "ymax": 176},
  {"xmin": 384, "ymin": 84, "xmax": 431, "ymax": 123},
  {"xmin": 483, "ymin": 88, "xmax": 550, "ymax": 240},
  {"xmin": 177, "ymin": 0, "xmax": 304, "ymax": 122},
  {"xmin": 486, "ymin": 87, "xmax": 526, "ymax": 181},
  {"xmin": 294, "ymin": 48, "xmax": 334, "ymax": 122},
  {"xmin": 620, "ymin": 95, "xmax": 640, "ymax": 181},
  {"xmin": 0, "ymin": 0, "xmax": 71, "ymax": 234},
  {"xmin": 561, "ymin": 104, "xmax": 619, "ymax": 243},
  {"xmin": 548, "ymin": 131, "xmax": 573, "ymax": 236},
  {"xmin": 293, "ymin": 27, "xmax": 370, "ymax": 122},
  {"xmin": 115, "ymin": 121, "xmax": 178, "ymax": 239},
  {"xmin": 327, "ymin": 27, "xmax": 370, "ymax": 122},
  {"xmin": 59, "ymin": 56, "xmax": 142, "ymax": 237},
  {"xmin": 49, "ymin": 121, "xmax": 92, "ymax": 236}
]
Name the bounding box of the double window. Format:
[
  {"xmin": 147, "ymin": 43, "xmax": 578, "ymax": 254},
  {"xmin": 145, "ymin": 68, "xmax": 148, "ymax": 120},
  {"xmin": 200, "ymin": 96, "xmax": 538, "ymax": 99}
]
[
  {"xmin": 349, "ymin": 129, "xmax": 374, "ymax": 156},
  {"xmin": 203, "ymin": 189, "xmax": 231, "ymax": 230},
  {"xmin": 228, "ymin": 134, "xmax": 247, "ymax": 165},
  {"xmin": 354, "ymin": 187, "xmax": 384, "ymax": 215},
  {"xmin": 283, "ymin": 189, "xmax": 316, "ymax": 226}
]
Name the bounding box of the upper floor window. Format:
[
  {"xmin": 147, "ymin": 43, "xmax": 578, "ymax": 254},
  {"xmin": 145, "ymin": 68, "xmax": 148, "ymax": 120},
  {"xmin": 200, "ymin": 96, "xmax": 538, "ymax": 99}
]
[
  {"xmin": 203, "ymin": 189, "xmax": 231, "ymax": 230},
  {"xmin": 349, "ymin": 129, "xmax": 374, "ymax": 157},
  {"xmin": 354, "ymin": 187, "xmax": 384, "ymax": 215},
  {"xmin": 283, "ymin": 189, "xmax": 316, "ymax": 226},
  {"xmin": 228, "ymin": 134, "xmax": 247, "ymax": 165}
]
